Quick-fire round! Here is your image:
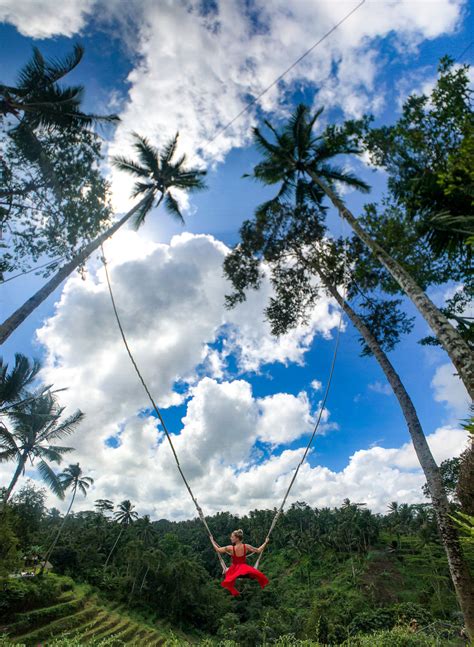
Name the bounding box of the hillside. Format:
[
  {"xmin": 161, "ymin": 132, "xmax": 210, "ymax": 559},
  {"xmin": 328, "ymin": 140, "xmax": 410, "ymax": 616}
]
[{"xmin": 0, "ymin": 575, "xmax": 187, "ymax": 646}]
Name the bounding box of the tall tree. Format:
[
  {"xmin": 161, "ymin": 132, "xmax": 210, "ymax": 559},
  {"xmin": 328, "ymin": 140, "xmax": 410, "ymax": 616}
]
[
  {"xmin": 95, "ymin": 498, "xmax": 114, "ymax": 515},
  {"xmin": 0, "ymin": 393, "xmax": 82, "ymax": 502},
  {"xmin": 1, "ymin": 127, "xmax": 113, "ymax": 278},
  {"xmin": 0, "ymin": 132, "xmax": 207, "ymax": 345},
  {"xmin": 104, "ymin": 499, "xmax": 139, "ymax": 570},
  {"xmin": 361, "ymin": 57, "xmax": 473, "ymax": 260},
  {"xmin": 0, "ymin": 354, "xmax": 40, "ymax": 408},
  {"xmin": 224, "ymin": 200, "xmax": 474, "ymax": 639},
  {"xmin": 247, "ymin": 104, "xmax": 473, "ymax": 398},
  {"xmin": 0, "ymin": 44, "xmax": 118, "ymax": 188},
  {"xmin": 41, "ymin": 463, "xmax": 93, "ymax": 572}
]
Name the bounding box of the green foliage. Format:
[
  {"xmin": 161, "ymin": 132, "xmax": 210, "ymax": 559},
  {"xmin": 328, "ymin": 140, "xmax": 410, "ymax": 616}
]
[
  {"xmin": 421, "ymin": 458, "xmax": 460, "ymax": 500},
  {"xmin": 0, "ymin": 510, "xmax": 20, "ymax": 575},
  {"xmin": 0, "ymin": 572, "xmax": 67, "ymax": 617},
  {"xmin": 111, "ymin": 131, "xmax": 207, "ymax": 229},
  {"xmin": 348, "ymin": 603, "xmax": 432, "ymax": 634},
  {"xmin": 362, "ymin": 56, "xmax": 473, "ymax": 259},
  {"xmin": 343, "ymin": 627, "xmax": 438, "ymax": 646},
  {"xmin": 1, "ymin": 127, "xmax": 114, "ymax": 277}
]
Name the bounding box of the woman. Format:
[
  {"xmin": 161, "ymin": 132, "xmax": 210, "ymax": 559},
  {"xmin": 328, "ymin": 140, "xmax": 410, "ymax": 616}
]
[{"xmin": 212, "ymin": 529, "xmax": 269, "ymax": 596}]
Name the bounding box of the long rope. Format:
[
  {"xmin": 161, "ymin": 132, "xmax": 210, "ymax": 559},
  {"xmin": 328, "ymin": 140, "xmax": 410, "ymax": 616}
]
[
  {"xmin": 253, "ymin": 209, "xmax": 351, "ymax": 568},
  {"xmin": 97, "ymin": 2, "xmax": 363, "ymax": 572},
  {"xmin": 100, "ymin": 243, "xmax": 227, "ymax": 573},
  {"xmin": 202, "ymin": 0, "xmax": 366, "ymax": 150},
  {"xmin": 254, "ymin": 300, "xmax": 344, "ymax": 568}
]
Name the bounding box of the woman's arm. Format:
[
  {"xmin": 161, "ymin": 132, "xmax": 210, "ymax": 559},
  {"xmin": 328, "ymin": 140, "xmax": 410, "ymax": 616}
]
[
  {"xmin": 211, "ymin": 539, "xmax": 230, "ymax": 554},
  {"xmin": 246, "ymin": 539, "xmax": 269, "ymax": 554}
]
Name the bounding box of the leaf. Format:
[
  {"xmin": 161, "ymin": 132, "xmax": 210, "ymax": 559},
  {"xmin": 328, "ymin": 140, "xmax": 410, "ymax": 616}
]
[
  {"xmin": 37, "ymin": 460, "xmax": 65, "ymax": 499},
  {"xmin": 164, "ymin": 192, "xmax": 184, "ymax": 224}
]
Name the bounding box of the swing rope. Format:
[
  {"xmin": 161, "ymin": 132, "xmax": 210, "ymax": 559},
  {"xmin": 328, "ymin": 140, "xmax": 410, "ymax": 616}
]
[
  {"xmin": 101, "ymin": 235, "xmax": 345, "ymax": 573},
  {"xmin": 254, "ymin": 302, "xmax": 344, "ymax": 569},
  {"xmin": 100, "ymin": 243, "xmax": 228, "ymax": 574},
  {"xmin": 95, "ymin": 1, "xmax": 363, "ymax": 573}
]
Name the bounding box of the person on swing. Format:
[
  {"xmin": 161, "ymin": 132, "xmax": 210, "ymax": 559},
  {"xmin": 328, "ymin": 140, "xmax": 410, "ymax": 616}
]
[{"xmin": 211, "ymin": 529, "xmax": 269, "ymax": 596}]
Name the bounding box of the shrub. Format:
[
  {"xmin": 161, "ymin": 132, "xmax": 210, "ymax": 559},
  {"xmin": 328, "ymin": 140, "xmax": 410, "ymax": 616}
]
[
  {"xmin": 343, "ymin": 626, "xmax": 438, "ymax": 646},
  {"xmin": 0, "ymin": 574, "xmax": 64, "ymax": 617}
]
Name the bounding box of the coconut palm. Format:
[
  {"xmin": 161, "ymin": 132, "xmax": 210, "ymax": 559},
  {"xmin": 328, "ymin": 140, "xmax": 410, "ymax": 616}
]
[
  {"xmin": 0, "ymin": 354, "xmax": 40, "ymax": 408},
  {"xmin": 95, "ymin": 498, "xmax": 114, "ymax": 515},
  {"xmin": 248, "ymin": 104, "xmax": 473, "ymax": 397},
  {"xmin": 41, "ymin": 463, "xmax": 93, "ymax": 571},
  {"xmin": 0, "ymin": 393, "xmax": 82, "ymax": 502},
  {"xmin": 224, "ymin": 199, "xmax": 474, "ymax": 638},
  {"xmin": 0, "ymin": 132, "xmax": 207, "ymax": 345},
  {"xmin": 0, "ymin": 44, "xmax": 118, "ymax": 191},
  {"xmin": 104, "ymin": 499, "xmax": 139, "ymax": 570}
]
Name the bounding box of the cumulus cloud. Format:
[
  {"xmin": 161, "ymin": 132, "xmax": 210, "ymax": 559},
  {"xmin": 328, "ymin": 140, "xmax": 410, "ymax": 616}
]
[
  {"xmin": 36, "ymin": 231, "xmax": 339, "ymax": 408},
  {"xmin": 100, "ymin": 0, "xmax": 464, "ymax": 210},
  {"xmin": 431, "ymin": 362, "xmax": 471, "ymax": 419},
  {"xmin": 0, "ymin": 0, "xmax": 95, "ymax": 37},
  {"xmin": 16, "ymin": 231, "xmax": 339, "ymax": 511},
  {"xmin": 1, "ymin": 0, "xmax": 464, "ymax": 212}
]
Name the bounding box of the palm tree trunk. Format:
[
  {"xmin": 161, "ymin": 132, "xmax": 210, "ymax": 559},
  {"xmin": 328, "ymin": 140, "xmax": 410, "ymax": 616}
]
[
  {"xmin": 40, "ymin": 487, "xmax": 76, "ymax": 573},
  {"xmin": 314, "ymin": 267, "xmax": 474, "ymax": 639},
  {"xmin": 104, "ymin": 526, "xmax": 124, "ymax": 571},
  {"xmin": 3, "ymin": 454, "xmax": 26, "ymax": 503},
  {"xmin": 308, "ymin": 171, "xmax": 474, "ymax": 399},
  {"xmin": 0, "ymin": 196, "xmax": 148, "ymax": 345},
  {"xmin": 139, "ymin": 564, "xmax": 150, "ymax": 593}
]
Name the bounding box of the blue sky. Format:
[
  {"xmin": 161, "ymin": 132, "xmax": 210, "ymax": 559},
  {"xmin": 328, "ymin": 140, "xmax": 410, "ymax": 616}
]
[{"xmin": 0, "ymin": 0, "xmax": 472, "ymax": 518}]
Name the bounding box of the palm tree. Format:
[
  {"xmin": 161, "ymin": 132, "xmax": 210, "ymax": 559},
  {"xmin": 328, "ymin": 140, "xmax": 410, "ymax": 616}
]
[
  {"xmin": 0, "ymin": 132, "xmax": 207, "ymax": 345},
  {"xmin": 303, "ymin": 251, "xmax": 474, "ymax": 634},
  {"xmin": 104, "ymin": 499, "xmax": 139, "ymax": 570},
  {"xmin": 0, "ymin": 393, "xmax": 83, "ymax": 502},
  {"xmin": 41, "ymin": 463, "xmax": 93, "ymax": 572},
  {"xmin": 224, "ymin": 199, "xmax": 474, "ymax": 638},
  {"xmin": 248, "ymin": 104, "xmax": 473, "ymax": 398},
  {"xmin": 95, "ymin": 498, "xmax": 114, "ymax": 515},
  {"xmin": 135, "ymin": 514, "xmax": 155, "ymax": 546},
  {"xmin": 0, "ymin": 354, "xmax": 40, "ymax": 408},
  {"xmin": 0, "ymin": 45, "xmax": 118, "ymax": 192}
]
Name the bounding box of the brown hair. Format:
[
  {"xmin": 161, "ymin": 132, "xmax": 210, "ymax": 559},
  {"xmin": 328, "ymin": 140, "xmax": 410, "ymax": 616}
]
[{"xmin": 232, "ymin": 529, "xmax": 244, "ymax": 540}]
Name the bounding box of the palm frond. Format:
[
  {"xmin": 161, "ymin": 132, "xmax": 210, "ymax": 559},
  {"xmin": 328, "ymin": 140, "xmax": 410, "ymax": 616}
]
[
  {"xmin": 3, "ymin": 354, "xmax": 41, "ymax": 402},
  {"xmin": 38, "ymin": 460, "xmax": 65, "ymax": 499},
  {"xmin": 130, "ymin": 191, "xmax": 155, "ymax": 230},
  {"xmin": 160, "ymin": 132, "xmax": 179, "ymax": 166},
  {"xmin": 253, "ymin": 126, "xmax": 281, "ymax": 156},
  {"xmin": 36, "ymin": 445, "xmax": 74, "ymax": 462},
  {"xmin": 132, "ymin": 133, "xmax": 160, "ymax": 177},
  {"xmin": 0, "ymin": 425, "xmax": 19, "ymax": 453},
  {"xmin": 18, "ymin": 44, "xmax": 84, "ymax": 91},
  {"xmin": 0, "ymin": 447, "xmax": 19, "ymax": 463},
  {"xmin": 164, "ymin": 192, "xmax": 184, "ymax": 224},
  {"xmin": 111, "ymin": 156, "xmax": 149, "ymax": 179},
  {"xmin": 43, "ymin": 409, "xmax": 84, "ymax": 441},
  {"xmin": 170, "ymin": 169, "xmax": 207, "ymax": 191},
  {"xmin": 16, "ymin": 47, "xmax": 46, "ymax": 91},
  {"xmin": 319, "ymin": 164, "xmax": 371, "ymax": 194}
]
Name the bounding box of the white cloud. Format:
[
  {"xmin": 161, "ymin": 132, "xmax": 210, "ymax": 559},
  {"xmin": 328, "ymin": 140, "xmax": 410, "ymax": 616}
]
[
  {"xmin": 101, "ymin": 0, "xmax": 464, "ymax": 211},
  {"xmin": 310, "ymin": 379, "xmax": 322, "ymax": 392},
  {"xmin": 19, "ymin": 231, "xmax": 339, "ymax": 508},
  {"xmin": 431, "ymin": 362, "xmax": 471, "ymax": 419},
  {"xmin": 256, "ymin": 391, "xmax": 313, "ymax": 446},
  {"xmin": 368, "ymin": 381, "xmax": 392, "ymax": 396},
  {"xmin": 0, "ymin": 0, "xmax": 95, "ymax": 37}
]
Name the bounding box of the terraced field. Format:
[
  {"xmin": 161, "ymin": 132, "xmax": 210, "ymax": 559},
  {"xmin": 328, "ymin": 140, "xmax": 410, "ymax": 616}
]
[{"xmin": 1, "ymin": 583, "xmax": 177, "ymax": 646}]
